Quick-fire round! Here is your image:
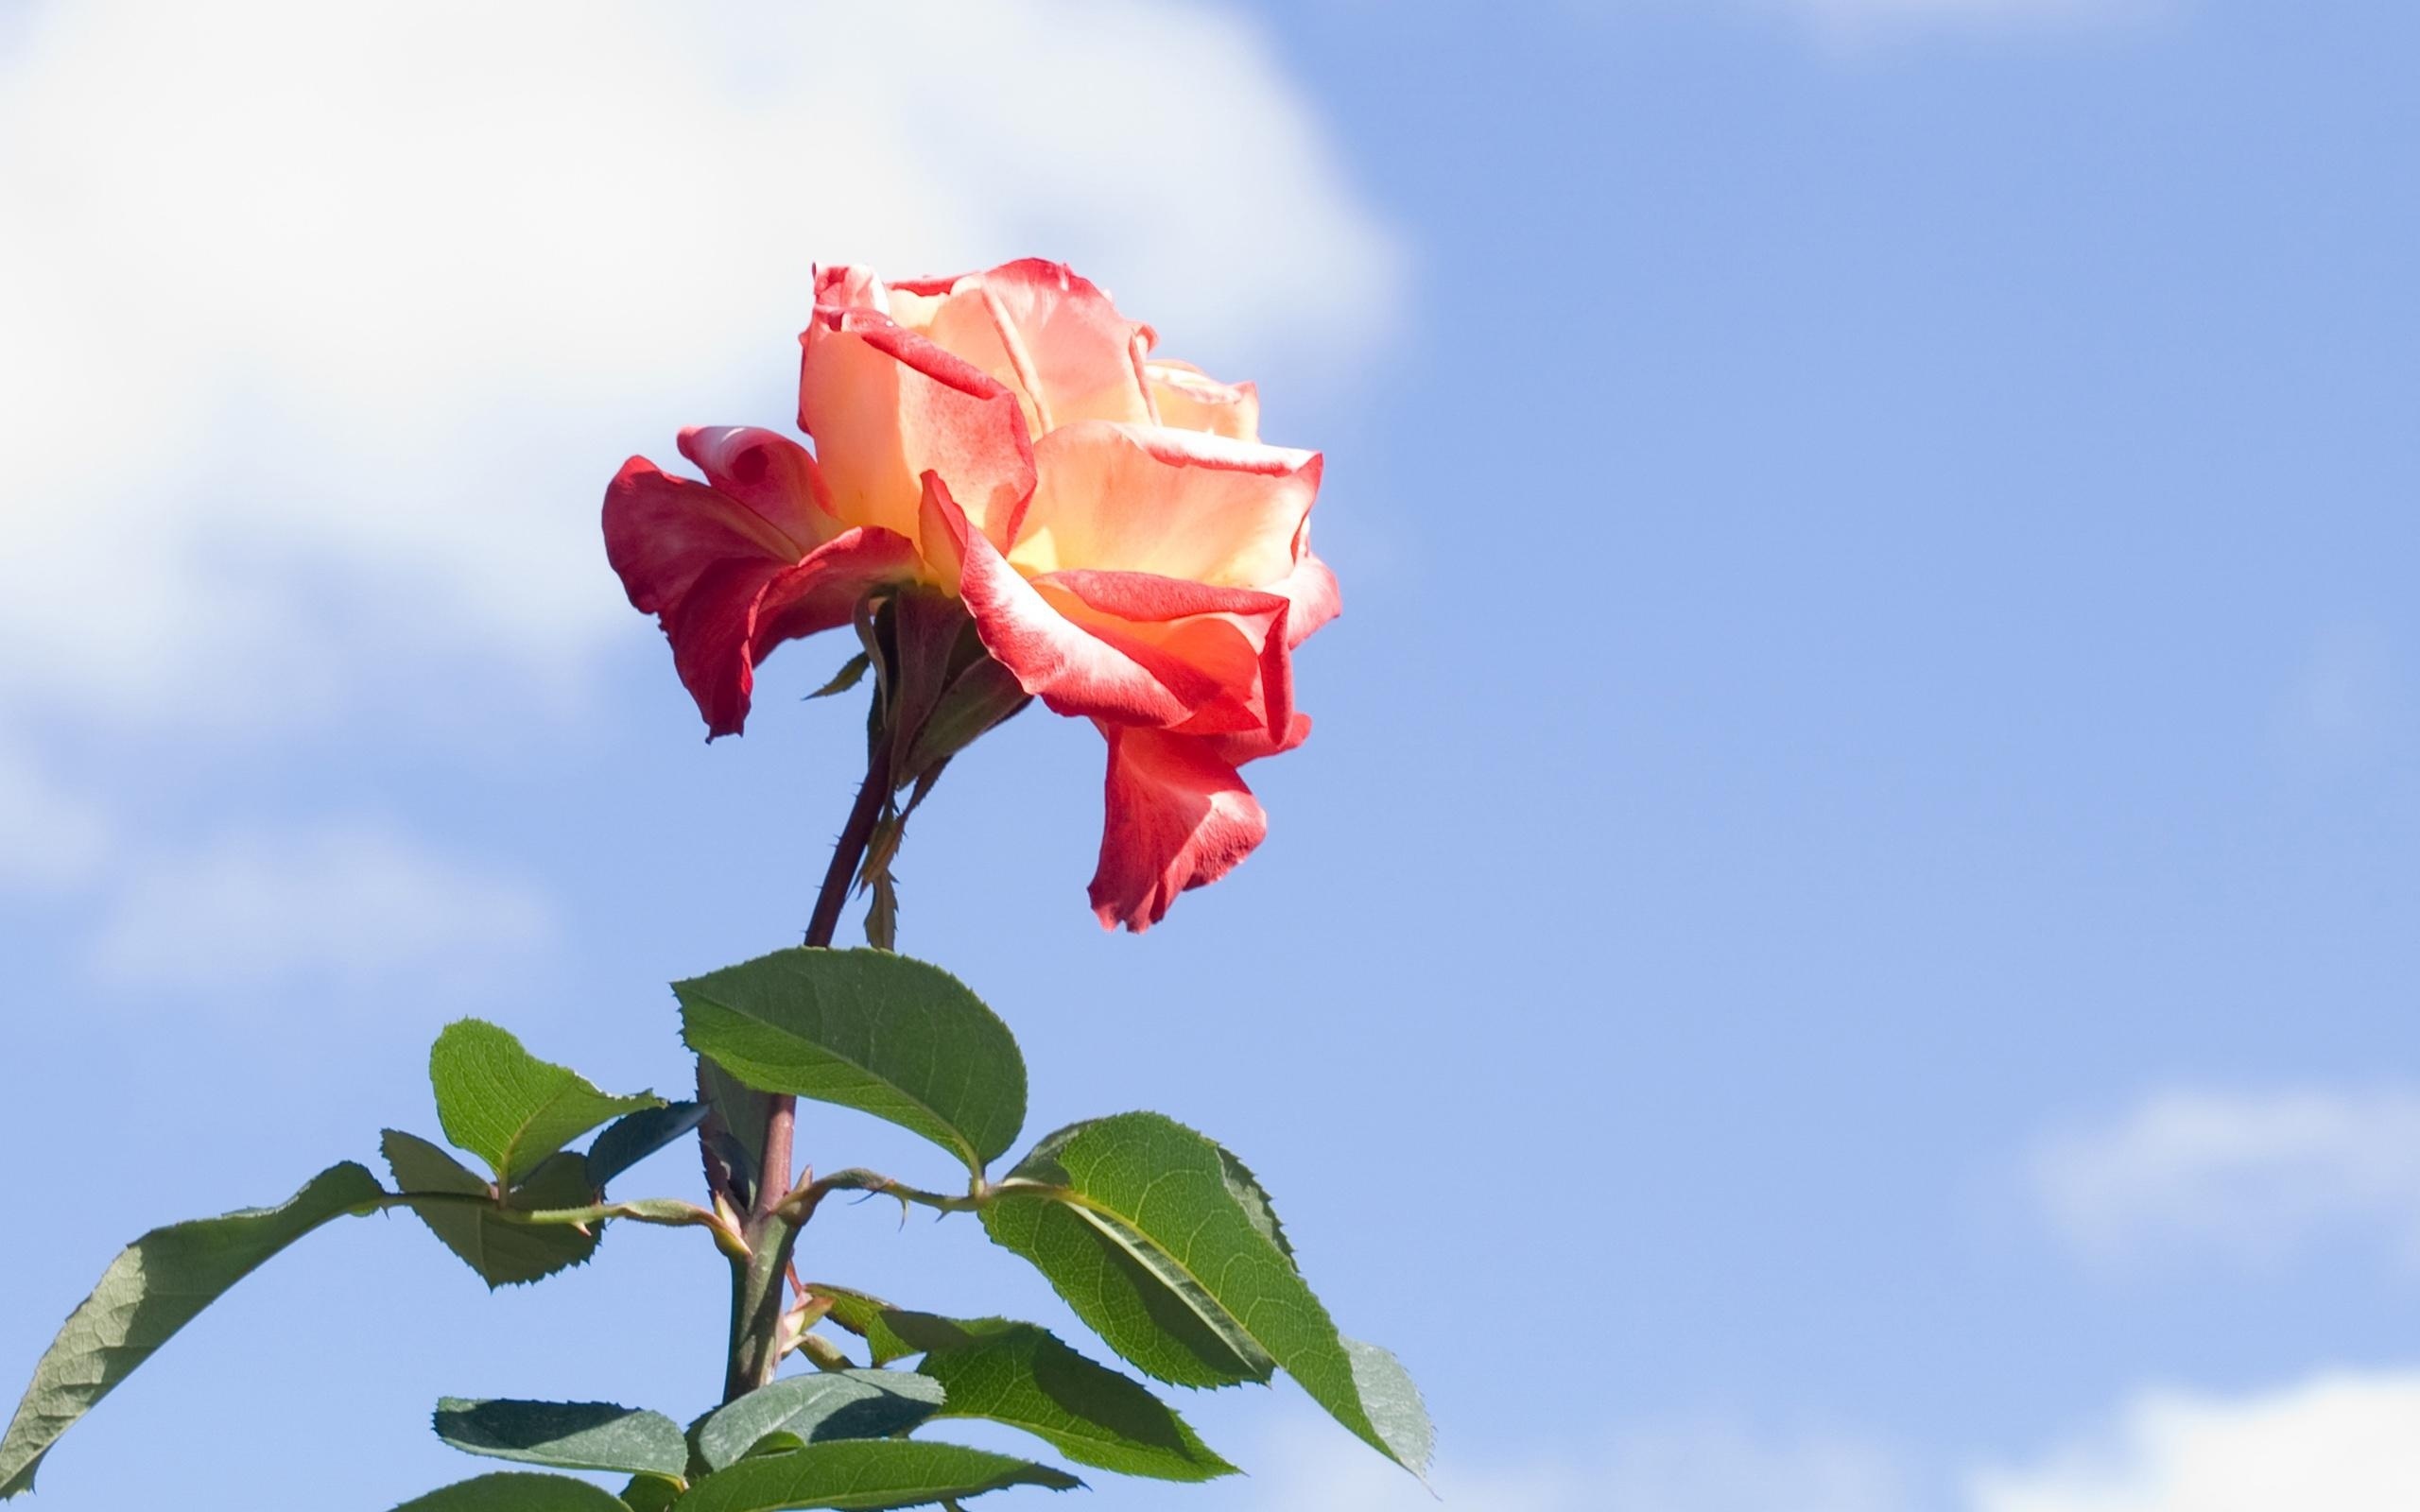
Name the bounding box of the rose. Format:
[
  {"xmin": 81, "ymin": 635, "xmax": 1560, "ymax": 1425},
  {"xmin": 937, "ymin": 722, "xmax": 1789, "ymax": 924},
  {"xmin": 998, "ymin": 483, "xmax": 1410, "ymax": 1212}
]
[{"xmin": 603, "ymin": 259, "xmax": 1338, "ymax": 931}]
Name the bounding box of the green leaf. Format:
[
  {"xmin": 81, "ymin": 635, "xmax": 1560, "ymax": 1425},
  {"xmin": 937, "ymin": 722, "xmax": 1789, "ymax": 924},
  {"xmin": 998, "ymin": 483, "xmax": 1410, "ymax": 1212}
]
[
  {"xmin": 622, "ymin": 1475, "xmax": 684, "ymax": 1512},
  {"xmin": 673, "ymin": 1441, "xmax": 1080, "ymax": 1511},
  {"xmin": 434, "ymin": 1398, "xmax": 688, "ymax": 1479},
  {"xmin": 694, "ymin": 1372, "xmax": 944, "ymax": 1472},
  {"xmin": 806, "ymin": 650, "xmax": 872, "ymax": 699},
  {"xmin": 674, "ymin": 949, "xmax": 1026, "ymax": 1175},
  {"xmin": 980, "ymin": 1114, "xmax": 1432, "ymax": 1477},
  {"xmin": 1342, "ymin": 1338, "xmax": 1435, "ymax": 1484},
  {"xmin": 392, "ymin": 1470, "xmax": 632, "ymax": 1511},
  {"xmin": 0, "ymin": 1161, "xmax": 384, "ymax": 1498},
  {"xmin": 383, "ymin": 1131, "xmax": 600, "ymax": 1287},
  {"xmin": 587, "ymin": 1102, "xmax": 711, "ymax": 1192},
  {"xmin": 698, "ymin": 1059, "xmax": 772, "ymax": 1210},
  {"xmin": 805, "ymin": 1286, "xmax": 920, "ymax": 1367},
  {"xmin": 430, "ymin": 1019, "xmax": 661, "ymax": 1186},
  {"xmin": 1216, "ymin": 1143, "xmax": 1296, "ymax": 1263},
  {"xmin": 895, "ymin": 1314, "xmax": 1234, "ymax": 1483}
]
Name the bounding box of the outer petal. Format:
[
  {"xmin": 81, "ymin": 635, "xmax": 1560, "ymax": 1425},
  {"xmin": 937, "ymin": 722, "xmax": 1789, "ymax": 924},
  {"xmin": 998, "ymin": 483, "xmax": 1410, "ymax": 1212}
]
[
  {"xmin": 604, "ymin": 455, "xmax": 916, "ymax": 738},
  {"xmin": 1145, "ymin": 360, "xmax": 1260, "ymax": 441},
  {"xmin": 1006, "ymin": 421, "xmax": 1321, "ymax": 588},
  {"xmin": 916, "ymin": 474, "xmax": 1203, "ymax": 726},
  {"xmin": 799, "ymin": 290, "xmax": 1036, "ymax": 546},
  {"xmin": 1088, "ymin": 724, "xmax": 1270, "ymax": 933},
  {"xmin": 1035, "ymin": 569, "xmax": 1292, "ymax": 741},
  {"xmin": 920, "ymin": 259, "xmax": 1157, "ymax": 434},
  {"xmin": 605, "ymin": 457, "xmax": 796, "ymax": 614},
  {"xmin": 1270, "ymin": 533, "xmax": 1341, "ymax": 649},
  {"xmin": 677, "ymin": 425, "xmax": 837, "ymax": 546}
]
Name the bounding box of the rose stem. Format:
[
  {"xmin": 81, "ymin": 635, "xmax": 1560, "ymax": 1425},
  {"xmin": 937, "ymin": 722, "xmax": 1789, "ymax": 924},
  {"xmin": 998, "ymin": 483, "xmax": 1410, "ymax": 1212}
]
[{"xmin": 722, "ymin": 732, "xmax": 893, "ymax": 1402}]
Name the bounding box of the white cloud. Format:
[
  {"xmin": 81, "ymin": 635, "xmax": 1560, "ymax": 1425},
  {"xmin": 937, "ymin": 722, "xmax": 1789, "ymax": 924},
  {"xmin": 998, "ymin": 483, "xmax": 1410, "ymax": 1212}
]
[
  {"xmin": 1237, "ymin": 1418, "xmax": 1909, "ymax": 1512},
  {"xmin": 1972, "ymin": 1372, "xmax": 2420, "ymax": 1512},
  {"xmin": 84, "ymin": 820, "xmax": 553, "ymax": 987},
  {"xmin": 0, "ymin": 0, "xmax": 1400, "ymax": 727},
  {"xmin": 0, "ymin": 742, "xmax": 112, "ymax": 892},
  {"xmin": 2030, "ymin": 1088, "xmax": 2420, "ymax": 1269}
]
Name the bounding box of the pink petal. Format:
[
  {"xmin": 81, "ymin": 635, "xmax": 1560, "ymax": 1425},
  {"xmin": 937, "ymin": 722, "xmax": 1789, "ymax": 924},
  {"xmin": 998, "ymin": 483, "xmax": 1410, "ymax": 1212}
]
[
  {"xmin": 917, "ymin": 474, "xmax": 1206, "ymax": 727},
  {"xmin": 919, "ymin": 259, "xmax": 1157, "ymax": 433},
  {"xmin": 1036, "ymin": 569, "xmax": 1294, "ymax": 741},
  {"xmin": 1007, "ymin": 421, "xmax": 1320, "ymax": 591},
  {"xmin": 1088, "ymin": 724, "xmax": 1270, "ymax": 933},
  {"xmin": 1145, "ymin": 360, "xmax": 1260, "ymax": 441},
  {"xmin": 798, "ymin": 300, "xmax": 1036, "ymax": 547}
]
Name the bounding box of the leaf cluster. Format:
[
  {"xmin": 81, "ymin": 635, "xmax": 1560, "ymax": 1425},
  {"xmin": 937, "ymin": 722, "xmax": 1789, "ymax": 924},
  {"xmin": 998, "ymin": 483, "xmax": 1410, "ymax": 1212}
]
[{"xmin": 0, "ymin": 949, "xmax": 1429, "ymax": 1509}]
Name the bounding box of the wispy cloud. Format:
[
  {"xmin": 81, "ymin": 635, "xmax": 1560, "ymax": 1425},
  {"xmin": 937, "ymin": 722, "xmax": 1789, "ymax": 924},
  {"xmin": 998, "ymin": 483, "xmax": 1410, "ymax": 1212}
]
[
  {"xmin": 1232, "ymin": 1418, "xmax": 1910, "ymax": 1512},
  {"xmin": 0, "ymin": 0, "xmax": 1401, "ymax": 730},
  {"xmin": 0, "ymin": 742, "xmax": 111, "ymax": 893},
  {"xmin": 1972, "ymin": 1371, "xmax": 2420, "ymax": 1512},
  {"xmin": 2029, "ymin": 1088, "xmax": 2420, "ymax": 1269},
  {"xmin": 83, "ymin": 820, "xmax": 554, "ymax": 988},
  {"xmin": 1240, "ymin": 1372, "xmax": 2420, "ymax": 1512}
]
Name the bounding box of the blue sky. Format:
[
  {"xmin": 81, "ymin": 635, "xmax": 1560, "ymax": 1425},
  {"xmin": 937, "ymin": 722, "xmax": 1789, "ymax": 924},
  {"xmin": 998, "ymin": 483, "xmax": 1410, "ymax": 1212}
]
[{"xmin": 4, "ymin": 1, "xmax": 2418, "ymax": 1507}]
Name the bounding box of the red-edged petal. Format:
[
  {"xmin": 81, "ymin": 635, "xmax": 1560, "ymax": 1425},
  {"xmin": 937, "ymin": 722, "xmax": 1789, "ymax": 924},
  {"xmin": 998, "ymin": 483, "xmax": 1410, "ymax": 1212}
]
[
  {"xmin": 1007, "ymin": 421, "xmax": 1320, "ymax": 590},
  {"xmin": 1145, "ymin": 360, "xmax": 1260, "ymax": 441},
  {"xmin": 1270, "ymin": 537, "xmax": 1340, "ymax": 650},
  {"xmin": 605, "ymin": 454, "xmax": 917, "ymax": 738},
  {"xmin": 921, "ymin": 260, "xmax": 1156, "ymax": 434},
  {"xmin": 1088, "ymin": 724, "xmax": 1270, "ymax": 933},
  {"xmin": 653, "ymin": 525, "xmax": 919, "ymax": 741},
  {"xmin": 748, "ymin": 526, "xmax": 924, "ymax": 664},
  {"xmin": 917, "ymin": 474, "xmax": 1204, "ymax": 727},
  {"xmin": 677, "ymin": 425, "xmax": 836, "ymax": 544},
  {"xmin": 798, "ymin": 301, "xmax": 1035, "ymax": 547},
  {"xmin": 1036, "ymin": 569, "xmax": 1293, "ymax": 741},
  {"xmin": 603, "ymin": 455, "xmax": 799, "ymax": 615}
]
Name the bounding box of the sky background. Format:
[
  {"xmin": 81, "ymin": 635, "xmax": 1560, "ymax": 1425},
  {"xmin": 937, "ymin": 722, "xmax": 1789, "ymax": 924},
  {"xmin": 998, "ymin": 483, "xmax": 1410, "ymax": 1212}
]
[{"xmin": 4, "ymin": 0, "xmax": 2418, "ymax": 1507}]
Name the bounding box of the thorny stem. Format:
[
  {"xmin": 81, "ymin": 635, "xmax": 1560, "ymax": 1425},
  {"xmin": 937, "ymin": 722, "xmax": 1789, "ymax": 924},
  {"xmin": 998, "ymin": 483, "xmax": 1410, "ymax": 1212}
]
[{"xmin": 722, "ymin": 730, "xmax": 894, "ymax": 1402}]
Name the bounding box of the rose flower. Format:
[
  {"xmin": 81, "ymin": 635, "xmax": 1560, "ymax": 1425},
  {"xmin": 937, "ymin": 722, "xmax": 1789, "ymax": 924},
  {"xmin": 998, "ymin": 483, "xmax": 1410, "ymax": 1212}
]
[{"xmin": 604, "ymin": 260, "xmax": 1338, "ymax": 932}]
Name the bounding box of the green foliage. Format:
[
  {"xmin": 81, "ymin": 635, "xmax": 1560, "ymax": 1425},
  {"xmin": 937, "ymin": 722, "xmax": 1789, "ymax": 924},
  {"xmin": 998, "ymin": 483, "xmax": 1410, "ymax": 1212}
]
[
  {"xmin": 981, "ymin": 1114, "xmax": 1432, "ymax": 1477},
  {"xmin": 672, "ymin": 1440, "xmax": 1080, "ymax": 1511},
  {"xmin": 806, "ymin": 650, "xmax": 873, "ymax": 700},
  {"xmin": 693, "ymin": 1372, "xmax": 945, "ymax": 1472},
  {"xmin": 391, "ymin": 1470, "xmax": 633, "ymax": 1510},
  {"xmin": 697, "ymin": 1058, "xmax": 772, "ymax": 1210},
  {"xmin": 430, "ymin": 1019, "xmax": 661, "ymax": 1186},
  {"xmin": 621, "ymin": 1475, "xmax": 684, "ymax": 1512},
  {"xmin": 383, "ymin": 1131, "xmax": 600, "ymax": 1287},
  {"xmin": 895, "ymin": 1314, "xmax": 1234, "ymax": 1483},
  {"xmin": 434, "ymin": 1398, "xmax": 689, "ymax": 1479},
  {"xmin": 674, "ymin": 949, "xmax": 1027, "ymax": 1176},
  {"xmin": 587, "ymin": 1102, "xmax": 711, "ymax": 1192},
  {"xmin": 0, "ymin": 1161, "xmax": 384, "ymax": 1498},
  {"xmin": 807, "ymin": 1286, "xmax": 921, "ymax": 1367},
  {"xmin": 1342, "ymin": 1338, "xmax": 1435, "ymax": 1485}
]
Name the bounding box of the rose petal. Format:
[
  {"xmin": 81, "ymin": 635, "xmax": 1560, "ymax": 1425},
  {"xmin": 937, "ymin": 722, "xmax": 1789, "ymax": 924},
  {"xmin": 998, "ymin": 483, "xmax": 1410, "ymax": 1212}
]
[
  {"xmin": 1036, "ymin": 569, "xmax": 1293, "ymax": 741},
  {"xmin": 604, "ymin": 454, "xmax": 918, "ymax": 738},
  {"xmin": 918, "ymin": 259, "xmax": 1157, "ymax": 435},
  {"xmin": 1005, "ymin": 421, "xmax": 1320, "ymax": 589},
  {"xmin": 677, "ymin": 425, "xmax": 837, "ymax": 543},
  {"xmin": 603, "ymin": 455, "xmax": 801, "ymax": 616},
  {"xmin": 1088, "ymin": 724, "xmax": 1271, "ymax": 933},
  {"xmin": 917, "ymin": 474, "xmax": 1204, "ymax": 727},
  {"xmin": 799, "ymin": 297, "xmax": 1036, "ymax": 547},
  {"xmin": 1145, "ymin": 360, "xmax": 1260, "ymax": 441}
]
